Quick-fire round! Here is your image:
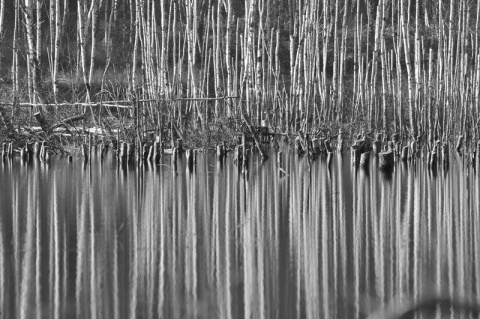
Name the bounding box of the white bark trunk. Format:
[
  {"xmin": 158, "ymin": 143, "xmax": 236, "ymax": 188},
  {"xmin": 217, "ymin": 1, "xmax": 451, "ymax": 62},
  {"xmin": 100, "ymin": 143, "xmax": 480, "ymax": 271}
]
[
  {"xmin": 53, "ymin": 0, "xmax": 61, "ymax": 96},
  {"xmin": 0, "ymin": 0, "xmax": 4, "ymax": 70},
  {"xmin": 88, "ymin": 0, "xmax": 97, "ymax": 86},
  {"xmin": 36, "ymin": 0, "xmax": 42, "ymax": 63},
  {"xmin": 23, "ymin": 0, "xmax": 40, "ymax": 103}
]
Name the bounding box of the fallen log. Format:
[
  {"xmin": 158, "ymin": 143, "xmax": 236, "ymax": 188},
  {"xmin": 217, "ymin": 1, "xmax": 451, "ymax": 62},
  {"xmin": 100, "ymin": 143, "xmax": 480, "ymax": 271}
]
[
  {"xmin": 50, "ymin": 113, "xmax": 86, "ymax": 130},
  {"xmin": 34, "ymin": 111, "xmax": 50, "ymax": 134}
]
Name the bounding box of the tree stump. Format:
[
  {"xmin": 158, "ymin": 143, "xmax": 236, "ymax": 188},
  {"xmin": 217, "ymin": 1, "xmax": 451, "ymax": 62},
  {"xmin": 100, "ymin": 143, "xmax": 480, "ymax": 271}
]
[
  {"xmin": 33, "ymin": 142, "xmax": 41, "ymax": 157},
  {"xmin": 324, "ymin": 139, "xmax": 332, "ymax": 153},
  {"xmin": 233, "ymin": 145, "xmax": 242, "ymax": 167},
  {"xmin": 82, "ymin": 144, "xmax": 89, "ymax": 161},
  {"xmin": 337, "ymin": 138, "xmax": 344, "ymax": 153},
  {"xmin": 351, "ymin": 146, "xmax": 360, "ymax": 167},
  {"xmin": 327, "ymin": 151, "xmax": 333, "ymax": 166},
  {"xmin": 126, "ymin": 143, "xmax": 134, "ymax": 161},
  {"xmin": 142, "ymin": 144, "xmax": 149, "ymax": 161},
  {"xmin": 311, "ymin": 138, "xmax": 321, "ymax": 158},
  {"xmin": 429, "ymin": 151, "xmax": 437, "ymax": 169},
  {"xmin": 40, "ymin": 141, "xmax": 46, "ymax": 160},
  {"xmin": 242, "ymin": 148, "xmax": 250, "ymax": 174},
  {"xmin": 378, "ymin": 150, "xmax": 394, "ymax": 171},
  {"xmin": 372, "ymin": 140, "xmax": 381, "ymax": 154},
  {"xmin": 401, "ymin": 146, "xmax": 409, "ymax": 161},
  {"xmin": 442, "ymin": 143, "xmax": 449, "ymax": 167},
  {"xmin": 153, "ymin": 141, "xmax": 160, "ymax": 163},
  {"xmin": 44, "ymin": 147, "xmax": 51, "ymax": 162},
  {"xmin": 186, "ymin": 149, "xmax": 195, "ymax": 171},
  {"xmin": 147, "ymin": 144, "xmax": 154, "ymax": 161},
  {"xmin": 456, "ymin": 135, "xmax": 464, "ymax": 152},
  {"xmin": 216, "ymin": 144, "xmax": 225, "ymax": 161},
  {"xmin": 20, "ymin": 145, "xmax": 27, "ymax": 160},
  {"xmin": 295, "ymin": 136, "xmax": 305, "ymax": 155},
  {"xmin": 360, "ymin": 151, "xmax": 370, "ymax": 168},
  {"xmin": 119, "ymin": 142, "xmax": 127, "ymax": 160},
  {"xmin": 277, "ymin": 151, "xmax": 287, "ymax": 177},
  {"xmin": 175, "ymin": 138, "xmax": 184, "ymax": 154},
  {"xmin": 26, "ymin": 143, "xmax": 34, "ymax": 158}
]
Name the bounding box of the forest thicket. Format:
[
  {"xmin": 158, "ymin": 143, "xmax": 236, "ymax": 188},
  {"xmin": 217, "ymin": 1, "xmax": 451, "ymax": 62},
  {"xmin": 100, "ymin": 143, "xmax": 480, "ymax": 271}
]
[{"xmin": 0, "ymin": 0, "xmax": 479, "ymax": 145}]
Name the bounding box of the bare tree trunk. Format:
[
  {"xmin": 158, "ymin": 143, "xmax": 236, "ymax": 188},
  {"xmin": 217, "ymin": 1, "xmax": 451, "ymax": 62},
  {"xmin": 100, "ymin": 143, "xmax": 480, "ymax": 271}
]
[
  {"xmin": 160, "ymin": 0, "xmax": 167, "ymax": 95},
  {"xmin": 0, "ymin": 0, "xmax": 4, "ymax": 38},
  {"xmin": 223, "ymin": 0, "xmax": 233, "ymax": 116},
  {"xmin": 0, "ymin": 0, "xmax": 12, "ymax": 130},
  {"xmin": 62, "ymin": 0, "xmax": 69, "ymax": 35},
  {"xmin": 244, "ymin": 0, "xmax": 256, "ymax": 118},
  {"xmin": 36, "ymin": 0, "xmax": 42, "ymax": 65},
  {"xmin": 131, "ymin": 0, "xmax": 140, "ymax": 96},
  {"xmin": 50, "ymin": 0, "xmax": 55, "ymax": 66},
  {"xmin": 22, "ymin": 0, "xmax": 41, "ymax": 103},
  {"xmin": 0, "ymin": 0, "xmax": 4, "ymax": 70},
  {"xmin": 23, "ymin": 0, "xmax": 49, "ymax": 130},
  {"xmin": 12, "ymin": 0, "xmax": 19, "ymax": 94},
  {"xmin": 77, "ymin": 0, "xmax": 91, "ymax": 101},
  {"xmin": 400, "ymin": 0, "xmax": 416, "ymax": 136},
  {"xmin": 214, "ymin": 4, "xmax": 221, "ymax": 118},
  {"xmin": 88, "ymin": 0, "xmax": 98, "ymax": 86},
  {"xmin": 53, "ymin": 0, "xmax": 61, "ymax": 97}
]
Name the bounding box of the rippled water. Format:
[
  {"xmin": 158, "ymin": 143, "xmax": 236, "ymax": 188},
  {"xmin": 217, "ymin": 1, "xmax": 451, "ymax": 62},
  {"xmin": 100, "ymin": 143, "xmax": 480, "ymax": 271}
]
[{"xmin": 0, "ymin": 151, "xmax": 479, "ymax": 318}]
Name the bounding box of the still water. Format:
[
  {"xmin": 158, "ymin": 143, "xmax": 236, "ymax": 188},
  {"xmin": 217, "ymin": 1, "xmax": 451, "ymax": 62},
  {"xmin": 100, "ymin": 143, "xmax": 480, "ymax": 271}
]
[{"xmin": 0, "ymin": 151, "xmax": 479, "ymax": 318}]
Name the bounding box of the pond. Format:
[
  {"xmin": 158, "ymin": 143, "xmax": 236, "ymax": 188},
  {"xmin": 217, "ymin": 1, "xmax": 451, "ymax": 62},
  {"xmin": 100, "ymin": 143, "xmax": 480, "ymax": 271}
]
[{"xmin": 0, "ymin": 151, "xmax": 479, "ymax": 318}]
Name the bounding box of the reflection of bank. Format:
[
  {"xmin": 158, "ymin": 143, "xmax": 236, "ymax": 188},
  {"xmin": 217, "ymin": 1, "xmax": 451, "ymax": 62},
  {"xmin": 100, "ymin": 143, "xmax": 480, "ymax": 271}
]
[{"xmin": 367, "ymin": 291, "xmax": 480, "ymax": 319}]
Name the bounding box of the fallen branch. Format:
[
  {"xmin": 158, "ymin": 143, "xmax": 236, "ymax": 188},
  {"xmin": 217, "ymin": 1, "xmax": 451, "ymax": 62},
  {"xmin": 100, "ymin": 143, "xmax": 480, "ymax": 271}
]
[
  {"xmin": 1, "ymin": 97, "xmax": 239, "ymax": 108},
  {"xmin": 5, "ymin": 102, "xmax": 133, "ymax": 109},
  {"xmin": 50, "ymin": 113, "xmax": 86, "ymax": 130},
  {"xmin": 34, "ymin": 111, "xmax": 50, "ymax": 134},
  {"xmin": 240, "ymin": 110, "xmax": 268, "ymax": 161}
]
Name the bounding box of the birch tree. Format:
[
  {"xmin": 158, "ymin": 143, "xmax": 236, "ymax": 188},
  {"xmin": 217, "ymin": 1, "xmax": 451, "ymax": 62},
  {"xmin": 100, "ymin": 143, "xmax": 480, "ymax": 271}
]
[
  {"xmin": 77, "ymin": 0, "xmax": 94, "ymax": 101},
  {"xmin": 22, "ymin": 0, "xmax": 41, "ymax": 103},
  {"xmin": 53, "ymin": 0, "xmax": 61, "ymax": 96},
  {"xmin": 88, "ymin": 0, "xmax": 98, "ymax": 87},
  {"xmin": 400, "ymin": 0, "xmax": 416, "ymax": 136},
  {"xmin": 12, "ymin": 0, "xmax": 19, "ymax": 93},
  {"xmin": 159, "ymin": 0, "xmax": 167, "ymax": 95},
  {"xmin": 223, "ymin": 0, "xmax": 233, "ymax": 115},
  {"xmin": 36, "ymin": 0, "xmax": 42, "ymax": 64}
]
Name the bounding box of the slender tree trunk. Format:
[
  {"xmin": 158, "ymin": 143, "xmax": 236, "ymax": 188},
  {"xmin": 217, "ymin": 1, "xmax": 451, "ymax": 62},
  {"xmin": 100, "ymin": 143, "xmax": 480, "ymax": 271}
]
[
  {"xmin": 400, "ymin": 0, "xmax": 416, "ymax": 136},
  {"xmin": 53, "ymin": 0, "xmax": 61, "ymax": 97},
  {"xmin": 62, "ymin": 0, "xmax": 69, "ymax": 34},
  {"xmin": 214, "ymin": 4, "xmax": 221, "ymax": 118},
  {"xmin": 77, "ymin": 0, "xmax": 91, "ymax": 101},
  {"xmin": 36, "ymin": 0, "xmax": 42, "ymax": 64},
  {"xmin": 223, "ymin": 0, "xmax": 233, "ymax": 115},
  {"xmin": 23, "ymin": 0, "xmax": 50, "ymax": 130},
  {"xmin": 131, "ymin": 0, "xmax": 140, "ymax": 96},
  {"xmin": 22, "ymin": 0, "xmax": 41, "ymax": 103},
  {"xmin": 160, "ymin": 0, "xmax": 167, "ymax": 95},
  {"xmin": 12, "ymin": 0, "xmax": 19, "ymax": 94},
  {"xmin": 0, "ymin": 0, "xmax": 4, "ymax": 69},
  {"xmin": 50, "ymin": 0, "xmax": 55, "ymax": 66},
  {"xmin": 88, "ymin": 0, "xmax": 97, "ymax": 86},
  {"xmin": 244, "ymin": 0, "xmax": 257, "ymax": 118}
]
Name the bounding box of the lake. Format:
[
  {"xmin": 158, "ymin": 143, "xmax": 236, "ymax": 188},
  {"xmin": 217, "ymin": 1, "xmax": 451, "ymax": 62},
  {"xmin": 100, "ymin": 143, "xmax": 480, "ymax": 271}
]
[{"xmin": 0, "ymin": 150, "xmax": 479, "ymax": 318}]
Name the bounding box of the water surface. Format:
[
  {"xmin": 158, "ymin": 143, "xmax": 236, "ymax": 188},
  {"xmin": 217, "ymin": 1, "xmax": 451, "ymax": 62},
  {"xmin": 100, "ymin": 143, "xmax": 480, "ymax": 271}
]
[{"xmin": 0, "ymin": 152, "xmax": 479, "ymax": 318}]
